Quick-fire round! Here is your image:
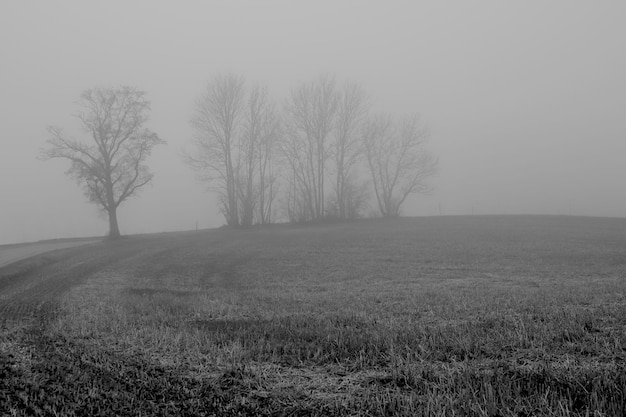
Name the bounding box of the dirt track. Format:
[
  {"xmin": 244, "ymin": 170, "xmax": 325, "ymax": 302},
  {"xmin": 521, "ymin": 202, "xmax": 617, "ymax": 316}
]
[
  {"xmin": 0, "ymin": 231, "xmax": 214, "ymax": 321},
  {"xmin": 0, "ymin": 240, "xmax": 99, "ymax": 269},
  {"xmin": 0, "ymin": 238, "xmax": 146, "ymax": 321}
]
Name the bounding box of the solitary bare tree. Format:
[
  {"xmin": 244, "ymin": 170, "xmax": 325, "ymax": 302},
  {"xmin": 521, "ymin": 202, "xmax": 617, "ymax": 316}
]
[
  {"xmin": 363, "ymin": 114, "xmax": 437, "ymax": 217},
  {"xmin": 41, "ymin": 86, "xmax": 164, "ymax": 238}
]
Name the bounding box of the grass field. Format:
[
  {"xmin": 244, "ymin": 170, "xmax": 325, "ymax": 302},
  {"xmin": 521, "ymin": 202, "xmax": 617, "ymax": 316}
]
[{"xmin": 1, "ymin": 215, "xmax": 625, "ymax": 416}]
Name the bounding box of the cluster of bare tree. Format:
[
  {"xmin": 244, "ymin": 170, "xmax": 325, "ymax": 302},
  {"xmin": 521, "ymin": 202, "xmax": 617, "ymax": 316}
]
[
  {"xmin": 187, "ymin": 73, "xmax": 438, "ymax": 225},
  {"xmin": 41, "ymin": 75, "xmax": 437, "ymax": 238},
  {"xmin": 185, "ymin": 74, "xmax": 280, "ymax": 227}
]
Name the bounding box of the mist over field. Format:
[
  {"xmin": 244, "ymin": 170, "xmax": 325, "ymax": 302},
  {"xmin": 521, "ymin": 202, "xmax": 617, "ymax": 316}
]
[
  {"xmin": 1, "ymin": 1, "xmax": 625, "ymax": 244},
  {"xmin": 3, "ymin": 4, "xmax": 626, "ymax": 413}
]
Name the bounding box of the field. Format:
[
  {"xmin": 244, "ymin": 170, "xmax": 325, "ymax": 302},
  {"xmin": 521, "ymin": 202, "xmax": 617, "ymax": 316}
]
[{"xmin": 1, "ymin": 215, "xmax": 625, "ymax": 416}]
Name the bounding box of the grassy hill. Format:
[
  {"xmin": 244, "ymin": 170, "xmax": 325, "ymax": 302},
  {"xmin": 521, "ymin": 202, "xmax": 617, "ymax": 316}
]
[{"xmin": 2, "ymin": 215, "xmax": 625, "ymax": 415}]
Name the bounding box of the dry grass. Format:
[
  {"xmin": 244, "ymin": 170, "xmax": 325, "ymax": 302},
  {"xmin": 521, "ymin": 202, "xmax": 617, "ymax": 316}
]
[{"xmin": 2, "ymin": 215, "xmax": 626, "ymax": 415}]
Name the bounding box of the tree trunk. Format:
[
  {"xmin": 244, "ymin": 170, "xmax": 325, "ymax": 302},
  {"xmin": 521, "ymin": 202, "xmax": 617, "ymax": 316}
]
[{"xmin": 108, "ymin": 208, "xmax": 121, "ymax": 239}]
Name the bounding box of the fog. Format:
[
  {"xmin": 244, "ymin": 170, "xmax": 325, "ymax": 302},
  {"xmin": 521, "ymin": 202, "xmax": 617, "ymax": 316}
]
[{"xmin": 1, "ymin": 1, "xmax": 625, "ymax": 245}]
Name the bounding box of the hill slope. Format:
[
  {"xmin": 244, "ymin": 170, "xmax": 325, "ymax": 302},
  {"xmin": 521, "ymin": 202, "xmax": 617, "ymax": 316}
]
[{"xmin": 2, "ymin": 216, "xmax": 626, "ymax": 416}]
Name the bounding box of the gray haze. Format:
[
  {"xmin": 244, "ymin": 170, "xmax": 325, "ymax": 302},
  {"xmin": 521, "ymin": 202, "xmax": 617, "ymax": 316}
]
[{"xmin": 1, "ymin": 1, "xmax": 625, "ymax": 244}]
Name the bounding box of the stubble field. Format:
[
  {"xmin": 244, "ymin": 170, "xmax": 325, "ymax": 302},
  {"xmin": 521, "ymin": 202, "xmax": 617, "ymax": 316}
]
[{"xmin": 1, "ymin": 215, "xmax": 625, "ymax": 416}]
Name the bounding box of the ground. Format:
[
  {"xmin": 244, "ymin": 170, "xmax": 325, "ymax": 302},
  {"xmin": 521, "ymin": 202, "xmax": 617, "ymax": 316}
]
[
  {"xmin": 0, "ymin": 239, "xmax": 98, "ymax": 269},
  {"xmin": 1, "ymin": 216, "xmax": 625, "ymax": 416}
]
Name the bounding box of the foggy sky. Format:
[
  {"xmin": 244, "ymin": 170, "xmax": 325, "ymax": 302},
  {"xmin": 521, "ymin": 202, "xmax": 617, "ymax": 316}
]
[{"xmin": 1, "ymin": 1, "xmax": 625, "ymax": 244}]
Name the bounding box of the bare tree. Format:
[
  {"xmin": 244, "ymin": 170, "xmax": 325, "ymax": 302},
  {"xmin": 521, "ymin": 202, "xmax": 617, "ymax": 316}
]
[
  {"xmin": 280, "ymin": 122, "xmax": 314, "ymax": 222},
  {"xmin": 254, "ymin": 89, "xmax": 281, "ymax": 225},
  {"xmin": 187, "ymin": 73, "xmax": 245, "ymax": 226},
  {"xmin": 238, "ymin": 85, "xmax": 281, "ymax": 226},
  {"xmin": 332, "ymin": 82, "xmax": 369, "ymax": 218},
  {"xmin": 363, "ymin": 114, "xmax": 438, "ymax": 217},
  {"xmin": 283, "ymin": 174, "xmax": 309, "ymax": 223},
  {"xmin": 282, "ymin": 75, "xmax": 338, "ymax": 220},
  {"xmin": 238, "ymin": 86, "xmax": 261, "ymax": 227},
  {"xmin": 41, "ymin": 87, "xmax": 164, "ymax": 238},
  {"xmin": 187, "ymin": 74, "xmax": 280, "ymax": 227}
]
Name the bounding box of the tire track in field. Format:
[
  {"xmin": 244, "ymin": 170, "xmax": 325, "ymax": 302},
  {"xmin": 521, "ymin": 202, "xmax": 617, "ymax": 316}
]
[
  {"xmin": 0, "ymin": 240, "xmax": 159, "ymax": 322},
  {"xmin": 1, "ymin": 256, "xmax": 105, "ymax": 320},
  {"xmin": 0, "ymin": 230, "xmax": 262, "ymax": 323},
  {"xmin": 0, "ymin": 240, "xmax": 99, "ymax": 269}
]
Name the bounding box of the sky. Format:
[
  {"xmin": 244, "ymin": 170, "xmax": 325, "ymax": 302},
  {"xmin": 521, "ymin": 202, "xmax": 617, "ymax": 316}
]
[{"xmin": 1, "ymin": 1, "xmax": 625, "ymax": 244}]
